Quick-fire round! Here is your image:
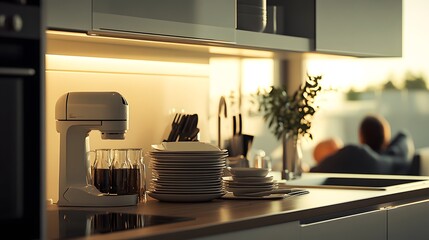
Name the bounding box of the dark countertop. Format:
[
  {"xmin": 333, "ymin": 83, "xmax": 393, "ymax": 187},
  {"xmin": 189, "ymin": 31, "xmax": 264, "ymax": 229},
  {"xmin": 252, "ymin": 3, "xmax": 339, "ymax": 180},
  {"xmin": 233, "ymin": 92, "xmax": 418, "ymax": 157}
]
[{"xmin": 45, "ymin": 173, "xmax": 429, "ymax": 240}]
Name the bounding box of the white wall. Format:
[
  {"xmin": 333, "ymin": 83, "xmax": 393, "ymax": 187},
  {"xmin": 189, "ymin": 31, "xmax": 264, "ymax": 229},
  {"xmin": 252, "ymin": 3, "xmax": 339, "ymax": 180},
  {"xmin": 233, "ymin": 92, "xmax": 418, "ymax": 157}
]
[
  {"xmin": 45, "ymin": 36, "xmax": 212, "ymax": 202},
  {"xmin": 44, "ymin": 33, "xmax": 302, "ymax": 202}
]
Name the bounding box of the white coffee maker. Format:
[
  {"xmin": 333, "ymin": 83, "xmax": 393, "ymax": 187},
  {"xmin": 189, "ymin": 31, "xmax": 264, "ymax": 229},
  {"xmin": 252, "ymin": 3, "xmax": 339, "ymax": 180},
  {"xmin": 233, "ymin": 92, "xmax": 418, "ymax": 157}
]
[{"xmin": 55, "ymin": 92, "xmax": 138, "ymax": 207}]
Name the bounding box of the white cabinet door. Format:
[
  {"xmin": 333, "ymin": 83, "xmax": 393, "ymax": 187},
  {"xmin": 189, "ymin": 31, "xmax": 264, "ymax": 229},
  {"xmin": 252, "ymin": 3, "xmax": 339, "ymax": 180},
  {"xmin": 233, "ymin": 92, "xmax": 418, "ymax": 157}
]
[
  {"xmin": 191, "ymin": 221, "xmax": 300, "ymax": 240},
  {"xmin": 46, "ymin": 0, "xmax": 92, "ymax": 31},
  {"xmin": 92, "ymin": 0, "xmax": 236, "ymax": 43},
  {"xmin": 388, "ymin": 199, "xmax": 429, "ymax": 240},
  {"xmin": 301, "ymin": 209, "xmax": 387, "ymax": 240},
  {"xmin": 316, "ymin": 0, "xmax": 402, "ymax": 57}
]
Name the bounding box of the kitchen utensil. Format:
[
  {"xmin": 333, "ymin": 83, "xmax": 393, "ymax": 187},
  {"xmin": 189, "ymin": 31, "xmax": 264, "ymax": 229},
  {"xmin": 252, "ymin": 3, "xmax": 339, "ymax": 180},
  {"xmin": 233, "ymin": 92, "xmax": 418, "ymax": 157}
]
[
  {"xmin": 218, "ymin": 96, "xmax": 228, "ymax": 148},
  {"xmin": 173, "ymin": 114, "xmax": 188, "ymax": 141},
  {"xmin": 166, "ymin": 113, "xmax": 182, "ymax": 142},
  {"xmin": 236, "ymin": 188, "xmax": 309, "ymax": 197},
  {"xmin": 165, "ymin": 113, "xmax": 199, "ymax": 142},
  {"xmin": 230, "ymin": 114, "xmax": 244, "ymax": 156},
  {"xmin": 188, "ymin": 127, "xmax": 200, "ymax": 141},
  {"xmin": 230, "ymin": 113, "xmax": 254, "ymax": 158},
  {"xmin": 221, "ymin": 192, "xmax": 286, "ymax": 200},
  {"xmin": 178, "ymin": 114, "xmax": 199, "ymax": 141}
]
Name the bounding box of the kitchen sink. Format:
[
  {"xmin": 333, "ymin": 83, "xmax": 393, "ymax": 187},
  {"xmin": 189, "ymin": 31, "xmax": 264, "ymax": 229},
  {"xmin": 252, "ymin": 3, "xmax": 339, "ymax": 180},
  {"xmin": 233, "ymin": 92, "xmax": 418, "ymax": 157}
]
[{"xmin": 280, "ymin": 174, "xmax": 429, "ymax": 190}]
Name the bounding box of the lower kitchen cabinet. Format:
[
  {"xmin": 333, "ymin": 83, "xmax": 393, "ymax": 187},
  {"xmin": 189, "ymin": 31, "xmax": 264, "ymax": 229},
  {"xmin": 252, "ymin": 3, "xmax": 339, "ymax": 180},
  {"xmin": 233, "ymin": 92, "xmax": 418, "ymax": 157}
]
[
  {"xmin": 191, "ymin": 221, "xmax": 300, "ymax": 240},
  {"xmin": 388, "ymin": 199, "xmax": 429, "ymax": 240},
  {"xmin": 300, "ymin": 209, "xmax": 387, "ymax": 240}
]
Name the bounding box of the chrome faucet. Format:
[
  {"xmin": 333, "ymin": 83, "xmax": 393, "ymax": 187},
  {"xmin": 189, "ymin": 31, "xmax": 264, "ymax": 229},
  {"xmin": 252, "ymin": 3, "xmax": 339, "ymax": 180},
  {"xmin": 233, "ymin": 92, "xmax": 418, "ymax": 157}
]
[{"xmin": 218, "ymin": 96, "xmax": 227, "ymax": 148}]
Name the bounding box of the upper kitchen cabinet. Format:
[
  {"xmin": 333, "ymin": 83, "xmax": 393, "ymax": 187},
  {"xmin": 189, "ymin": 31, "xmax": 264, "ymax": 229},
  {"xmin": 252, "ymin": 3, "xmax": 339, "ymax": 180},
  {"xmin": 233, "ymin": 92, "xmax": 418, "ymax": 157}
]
[
  {"xmin": 45, "ymin": 0, "xmax": 402, "ymax": 57},
  {"xmin": 91, "ymin": 0, "xmax": 235, "ymax": 43},
  {"xmin": 266, "ymin": 0, "xmax": 402, "ymax": 57},
  {"xmin": 46, "ymin": 0, "xmax": 92, "ymax": 31},
  {"xmin": 46, "ymin": 0, "xmax": 235, "ymax": 43},
  {"xmin": 314, "ymin": 0, "xmax": 402, "ymax": 57}
]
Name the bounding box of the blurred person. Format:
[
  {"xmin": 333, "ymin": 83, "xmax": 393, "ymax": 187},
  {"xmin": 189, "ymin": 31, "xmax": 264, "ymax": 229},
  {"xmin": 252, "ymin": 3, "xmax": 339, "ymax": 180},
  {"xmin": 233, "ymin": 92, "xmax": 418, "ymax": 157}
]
[
  {"xmin": 310, "ymin": 114, "xmax": 414, "ymax": 174},
  {"xmin": 313, "ymin": 137, "xmax": 344, "ymax": 164},
  {"xmin": 358, "ymin": 114, "xmax": 391, "ymax": 153}
]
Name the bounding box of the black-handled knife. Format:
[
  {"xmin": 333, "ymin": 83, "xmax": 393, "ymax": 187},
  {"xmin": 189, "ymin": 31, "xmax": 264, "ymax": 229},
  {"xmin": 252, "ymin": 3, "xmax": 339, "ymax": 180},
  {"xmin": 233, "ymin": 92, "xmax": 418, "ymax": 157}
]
[
  {"xmin": 233, "ymin": 115, "xmax": 237, "ymax": 135},
  {"xmin": 238, "ymin": 113, "xmax": 242, "ymax": 135}
]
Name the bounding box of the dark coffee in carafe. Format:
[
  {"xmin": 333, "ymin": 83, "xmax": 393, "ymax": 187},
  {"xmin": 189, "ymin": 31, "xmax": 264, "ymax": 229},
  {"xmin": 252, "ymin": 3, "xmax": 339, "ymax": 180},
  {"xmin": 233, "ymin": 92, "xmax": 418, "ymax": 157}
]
[
  {"xmin": 93, "ymin": 168, "xmax": 111, "ymax": 193},
  {"xmin": 111, "ymin": 168, "xmax": 129, "ymax": 195},
  {"xmin": 92, "ymin": 149, "xmax": 112, "ymax": 194}
]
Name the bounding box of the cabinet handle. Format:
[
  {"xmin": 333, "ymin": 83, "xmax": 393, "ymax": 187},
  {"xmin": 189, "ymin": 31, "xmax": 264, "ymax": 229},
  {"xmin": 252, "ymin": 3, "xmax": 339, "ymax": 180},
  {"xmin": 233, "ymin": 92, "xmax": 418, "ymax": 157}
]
[{"xmin": 0, "ymin": 67, "xmax": 35, "ymax": 76}]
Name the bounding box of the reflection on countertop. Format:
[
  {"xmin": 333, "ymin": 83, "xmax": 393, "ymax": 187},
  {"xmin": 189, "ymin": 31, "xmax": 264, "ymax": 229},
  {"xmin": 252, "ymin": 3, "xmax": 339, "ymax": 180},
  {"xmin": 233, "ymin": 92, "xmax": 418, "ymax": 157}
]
[{"xmin": 46, "ymin": 209, "xmax": 193, "ymax": 239}]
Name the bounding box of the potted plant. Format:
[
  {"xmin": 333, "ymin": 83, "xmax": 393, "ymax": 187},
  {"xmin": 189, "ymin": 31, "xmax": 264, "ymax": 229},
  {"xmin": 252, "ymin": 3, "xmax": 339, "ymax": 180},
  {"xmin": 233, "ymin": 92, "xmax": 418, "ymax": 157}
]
[{"xmin": 255, "ymin": 74, "xmax": 322, "ymax": 179}]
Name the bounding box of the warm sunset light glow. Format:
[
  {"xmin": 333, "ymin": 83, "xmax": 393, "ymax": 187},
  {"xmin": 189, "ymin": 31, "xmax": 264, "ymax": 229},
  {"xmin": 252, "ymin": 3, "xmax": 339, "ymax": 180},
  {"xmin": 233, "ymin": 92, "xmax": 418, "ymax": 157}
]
[{"xmin": 45, "ymin": 54, "xmax": 209, "ymax": 76}]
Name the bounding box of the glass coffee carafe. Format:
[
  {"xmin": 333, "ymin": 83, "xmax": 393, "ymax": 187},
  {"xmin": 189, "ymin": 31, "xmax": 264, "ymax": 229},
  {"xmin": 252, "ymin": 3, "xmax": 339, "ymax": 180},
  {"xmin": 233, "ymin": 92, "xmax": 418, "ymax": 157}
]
[
  {"xmin": 111, "ymin": 149, "xmax": 131, "ymax": 195},
  {"xmin": 92, "ymin": 149, "xmax": 113, "ymax": 194}
]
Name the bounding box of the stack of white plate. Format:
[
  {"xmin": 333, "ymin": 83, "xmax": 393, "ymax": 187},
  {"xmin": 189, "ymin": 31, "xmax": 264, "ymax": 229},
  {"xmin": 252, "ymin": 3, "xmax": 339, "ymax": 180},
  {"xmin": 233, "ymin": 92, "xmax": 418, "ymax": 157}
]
[
  {"xmin": 223, "ymin": 167, "xmax": 278, "ymax": 196},
  {"xmin": 147, "ymin": 142, "xmax": 228, "ymax": 202}
]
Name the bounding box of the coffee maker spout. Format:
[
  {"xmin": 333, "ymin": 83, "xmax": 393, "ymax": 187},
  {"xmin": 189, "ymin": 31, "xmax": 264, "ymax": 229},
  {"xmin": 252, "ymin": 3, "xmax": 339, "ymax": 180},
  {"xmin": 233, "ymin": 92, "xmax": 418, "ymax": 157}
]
[{"xmin": 55, "ymin": 92, "xmax": 138, "ymax": 207}]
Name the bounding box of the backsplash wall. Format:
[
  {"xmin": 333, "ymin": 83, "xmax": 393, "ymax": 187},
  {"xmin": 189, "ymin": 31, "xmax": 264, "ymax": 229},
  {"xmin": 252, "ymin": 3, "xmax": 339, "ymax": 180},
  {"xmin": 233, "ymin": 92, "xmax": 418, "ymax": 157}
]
[
  {"xmin": 45, "ymin": 32, "xmax": 302, "ymax": 202},
  {"xmin": 45, "ymin": 54, "xmax": 212, "ymax": 202}
]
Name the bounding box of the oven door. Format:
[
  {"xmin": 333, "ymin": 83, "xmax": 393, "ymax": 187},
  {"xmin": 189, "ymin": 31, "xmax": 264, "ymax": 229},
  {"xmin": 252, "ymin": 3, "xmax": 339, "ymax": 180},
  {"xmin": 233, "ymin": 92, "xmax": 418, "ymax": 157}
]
[
  {"xmin": 0, "ymin": 67, "xmax": 42, "ymax": 235},
  {"xmin": 0, "ymin": 1, "xmax": 43, "ymax": 238},
  {"xmin": 0, "ymin": 72, "xmax": 25, "ymax": 219}
]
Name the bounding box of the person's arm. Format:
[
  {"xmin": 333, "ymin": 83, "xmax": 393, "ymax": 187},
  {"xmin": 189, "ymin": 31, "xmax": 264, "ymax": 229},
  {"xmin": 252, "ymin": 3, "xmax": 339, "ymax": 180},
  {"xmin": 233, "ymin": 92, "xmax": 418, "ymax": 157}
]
[
  {"xmin": 381, "ymin": 130, "xmax": 415, "ymax": 174},
  {"xmin": 383, "ymin": 130, "xmax": 415, "ymax": 163}
]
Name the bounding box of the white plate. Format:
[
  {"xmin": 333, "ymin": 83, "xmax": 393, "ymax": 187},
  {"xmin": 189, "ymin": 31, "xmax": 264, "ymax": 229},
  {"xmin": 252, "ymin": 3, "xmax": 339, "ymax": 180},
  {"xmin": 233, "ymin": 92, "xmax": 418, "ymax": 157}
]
[
  {"xmin": 152, "ymin": 185, "xmax": 223, "ymax": 191},
  {"xmin": 223, "ymin": 176, "xmax": 274, "ymax": 183},
  {"xmin": 226, "ymin": 186, "xmax": 274, "ymax": 194},
  {"xmin": 151, "ymin": 165, "xmax": 226, "ymax": 171},
  {"xmin": 148, "ymin": 191, "xmax": 225, "ymax": 202},
  {"xmin": 228, "ymin": 167, "xmax": 269, "ymax": 177},
  {"xmin": 225, "ymin": 181, "xmax": 276, "ymax": 187},
  {"xmin": 151, "ymin": 161, "xmax": 226, "ymax": 166},
  {"xmin": 150, "ymin": 186, "xmax": 223, "ymax": 193},
  {"xmin": 152, "ymin": 171, "xmax": 222, "ymax": 180},
  {"xmin": 148, "ymin": 154, "xmax": 228, "ymax": 160},
  {"xmin": 153, "ymin": 142, "xmax": 222, "ymax": 152},
  {"xmin": 152, "ymin": 178, "xmax": 222, "ymax": 185},
  {"xmin": 153, "ymin": 169, "xmax": 224, "ymax": 174},
  {"xmin": 221, "ymin": 192, "xmax": 286, "ymax": 200},
  {"xmin": 153, "ymin": 176, "xmax": 223, "ymax": 181},
  {"xmin": 151, "ymin": 182, "xmax": 222, "ymax": 189},
  {"xmin": 152, "ymin": 181, "xmax": 222, "ymax": 188}
]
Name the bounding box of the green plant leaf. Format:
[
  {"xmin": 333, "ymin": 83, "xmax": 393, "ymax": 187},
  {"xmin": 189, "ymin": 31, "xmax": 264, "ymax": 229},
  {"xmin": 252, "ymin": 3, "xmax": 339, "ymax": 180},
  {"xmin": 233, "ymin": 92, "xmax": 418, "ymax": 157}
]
[{"xmin": 254, "ymin": 74, "xmax": 323, "ymax": 141}]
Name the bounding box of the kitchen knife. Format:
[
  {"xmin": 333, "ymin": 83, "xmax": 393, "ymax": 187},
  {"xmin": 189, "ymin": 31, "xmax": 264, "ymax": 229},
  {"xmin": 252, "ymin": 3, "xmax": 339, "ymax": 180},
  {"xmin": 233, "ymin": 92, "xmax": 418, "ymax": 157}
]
[
  {"xmin": 238, "ymin": 113, "xmax": 242, "ymax": 135},
  {"xmin": 233, "ymin": 115, "xmax": 237, "ymax": 135},
  {"xmin": 231, "ymin": 114, "xmax": 243, "ymax": 156},
  {"xmin": 173, "ymin": 114, "xmax": 188, "ymax": 141},
  {"xmin": 178, "ymin": 114, "xmax": 199, "ymax": 141}
]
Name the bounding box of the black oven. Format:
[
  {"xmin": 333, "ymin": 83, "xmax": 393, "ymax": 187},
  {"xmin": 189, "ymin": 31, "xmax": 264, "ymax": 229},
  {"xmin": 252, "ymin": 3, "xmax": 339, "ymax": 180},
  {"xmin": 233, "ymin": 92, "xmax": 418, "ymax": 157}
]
[{"xmin": 0, "ymin": 0, "xmax": 44, "ymax": 239}]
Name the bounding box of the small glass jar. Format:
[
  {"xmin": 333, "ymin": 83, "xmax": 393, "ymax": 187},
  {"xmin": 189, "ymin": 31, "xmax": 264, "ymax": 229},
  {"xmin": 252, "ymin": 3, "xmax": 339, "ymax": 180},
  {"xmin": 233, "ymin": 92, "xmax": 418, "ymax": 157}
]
[
  {"xmin": 92, "ymin": 149, "xmax": 112, "ymax": 194},
  {"xmin": 127, "ymin": 148, "xmax": 146, "ymax": 201},
  {"xmin": 111, "ymin": 149, "xmax": 131, "ymax": 195}
]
